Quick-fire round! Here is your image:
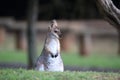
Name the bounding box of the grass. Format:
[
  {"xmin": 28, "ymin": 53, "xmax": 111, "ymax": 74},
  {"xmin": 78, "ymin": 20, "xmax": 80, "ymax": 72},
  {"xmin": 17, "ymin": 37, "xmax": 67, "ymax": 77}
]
[
  {"xmin": 0, "ymin": 69, "xmax": 120, "ymax": 80},
  {"xmin": 62, "ymin": 52, "xmax": 120, "ymax": 68},
  {"xmin": 0, "ymin": 50, "xmax": 120, "ymax": 69},
  {"xmin": 0, "ymin": 50, "xmax": 28, "ymax": 64}
]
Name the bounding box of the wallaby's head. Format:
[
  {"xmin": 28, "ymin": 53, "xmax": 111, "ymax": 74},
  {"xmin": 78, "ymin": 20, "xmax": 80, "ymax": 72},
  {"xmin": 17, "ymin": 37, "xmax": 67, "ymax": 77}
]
[{"xmin": 48, "ymin": 20, "xmax": 62, "ymax": 38}]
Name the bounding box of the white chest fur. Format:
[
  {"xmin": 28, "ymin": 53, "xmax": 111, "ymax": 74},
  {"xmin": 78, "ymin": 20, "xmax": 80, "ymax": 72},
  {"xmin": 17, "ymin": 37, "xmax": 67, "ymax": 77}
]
[
  {"xmin": 45, "ymin": 38, "xmax": 63, "ymax": 71},
  {"xmin": 47, "ymin": 39, "xmax": 60, "ymax": 55},
  {"xmin": 47, "ymin": 56, "xmax": 63, "ymax": 72}
]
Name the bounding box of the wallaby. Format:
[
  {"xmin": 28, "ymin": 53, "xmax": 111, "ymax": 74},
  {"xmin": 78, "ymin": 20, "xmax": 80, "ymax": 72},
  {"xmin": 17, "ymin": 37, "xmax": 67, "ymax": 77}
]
[{"xmin": 35, "ymin": 20, "xmax": 64, "ymax": 72}]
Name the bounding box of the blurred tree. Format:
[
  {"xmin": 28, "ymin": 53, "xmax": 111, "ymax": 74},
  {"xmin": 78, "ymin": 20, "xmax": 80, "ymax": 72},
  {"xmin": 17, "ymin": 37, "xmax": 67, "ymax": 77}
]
[
  {"xmin": 27, "ymin": 0, "xmax": 38, "ymax": 69},
  {"xmin": 97, "ymin": 0, "xmax": 120, "ymax": 55}
]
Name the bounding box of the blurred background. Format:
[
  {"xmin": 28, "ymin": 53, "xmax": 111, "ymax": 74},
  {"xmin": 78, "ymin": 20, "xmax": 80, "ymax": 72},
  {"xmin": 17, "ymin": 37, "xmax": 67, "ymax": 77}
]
[{"xmin": 0, "ymin": 0, "xmax": 120, "ymax": 72}]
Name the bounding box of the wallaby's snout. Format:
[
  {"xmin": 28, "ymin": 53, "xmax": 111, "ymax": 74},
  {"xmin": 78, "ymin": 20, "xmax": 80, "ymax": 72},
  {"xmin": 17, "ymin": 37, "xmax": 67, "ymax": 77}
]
[
  {"xmin": 54, "ymin": 27, "xmax": 62, "ymax": 37},
  {"xmin": 58, "ymin": 31, "xmax": 62, "ymax": 39}
]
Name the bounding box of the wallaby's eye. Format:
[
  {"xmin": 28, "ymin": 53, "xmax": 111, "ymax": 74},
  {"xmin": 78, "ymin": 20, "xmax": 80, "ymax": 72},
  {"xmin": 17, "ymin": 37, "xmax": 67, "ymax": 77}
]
[{"xmin": 54, "ymin": 30, "xmax": 57, "ymax": 33}]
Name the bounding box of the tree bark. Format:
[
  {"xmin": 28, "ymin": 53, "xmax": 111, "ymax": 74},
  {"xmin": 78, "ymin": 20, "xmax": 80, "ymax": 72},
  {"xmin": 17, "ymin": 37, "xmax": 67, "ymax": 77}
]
[
  {"xmin": 97, "ymin": 0, "xmax": 120, "ymax": 29},
  {"xmin": 27, "ymin": 0, "xmax": 38, "ymax": 69}
]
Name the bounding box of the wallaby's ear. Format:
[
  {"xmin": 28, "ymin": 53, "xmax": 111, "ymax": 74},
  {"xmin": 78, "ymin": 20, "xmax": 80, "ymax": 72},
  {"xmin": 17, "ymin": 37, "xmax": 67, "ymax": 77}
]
[
  {"xmin": 51, "ymin": 19, "xmax": 58, "ymax": 28},
  {"xmin": 48, "ymin": 19, "xmax": 58, "ymax": 31}
]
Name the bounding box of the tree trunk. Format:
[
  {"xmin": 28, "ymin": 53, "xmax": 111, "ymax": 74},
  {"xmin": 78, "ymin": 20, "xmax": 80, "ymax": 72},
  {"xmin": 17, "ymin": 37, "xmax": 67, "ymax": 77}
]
[{"xmin": 27, "ymin": 0, "xmax": 38, "ymax": 69}]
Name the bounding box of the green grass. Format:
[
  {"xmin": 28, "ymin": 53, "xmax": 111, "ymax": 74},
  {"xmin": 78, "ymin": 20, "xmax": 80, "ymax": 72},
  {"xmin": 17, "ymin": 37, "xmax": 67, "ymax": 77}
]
[
  {"xmin": 62, "ymin": 52, "xmax": 120, "ymax": 68},
  {"xmin": 0, "ymin": 50, "xmax": 120, "ymax": 69},
  {"xmin": 0, "ymin": 50, "xmax": 28, "ymax": 64},
  {"xmin": 0, "ymin": 69, "xmax": 120, "ymax": 80}
]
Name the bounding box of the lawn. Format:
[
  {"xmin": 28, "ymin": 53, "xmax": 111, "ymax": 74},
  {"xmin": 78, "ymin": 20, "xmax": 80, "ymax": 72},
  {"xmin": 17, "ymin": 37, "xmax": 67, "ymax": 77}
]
[
  {"xmin": 0, "ymin": 69, "xmax": 120, "ymax": 80},
  {"xmin": 0, "ymin": 50, "xmax": 120, "ymax": 69}
]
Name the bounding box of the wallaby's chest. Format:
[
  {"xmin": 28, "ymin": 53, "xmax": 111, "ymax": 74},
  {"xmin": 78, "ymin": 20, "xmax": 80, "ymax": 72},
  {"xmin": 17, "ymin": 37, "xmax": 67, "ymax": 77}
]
[
  {"xmin": 46, "ymin": 56, "xmax": 63, "ymax": 71},
  {"xmin": 47, "ymin": 39, "xmax": 60, "ymax": 54}
]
